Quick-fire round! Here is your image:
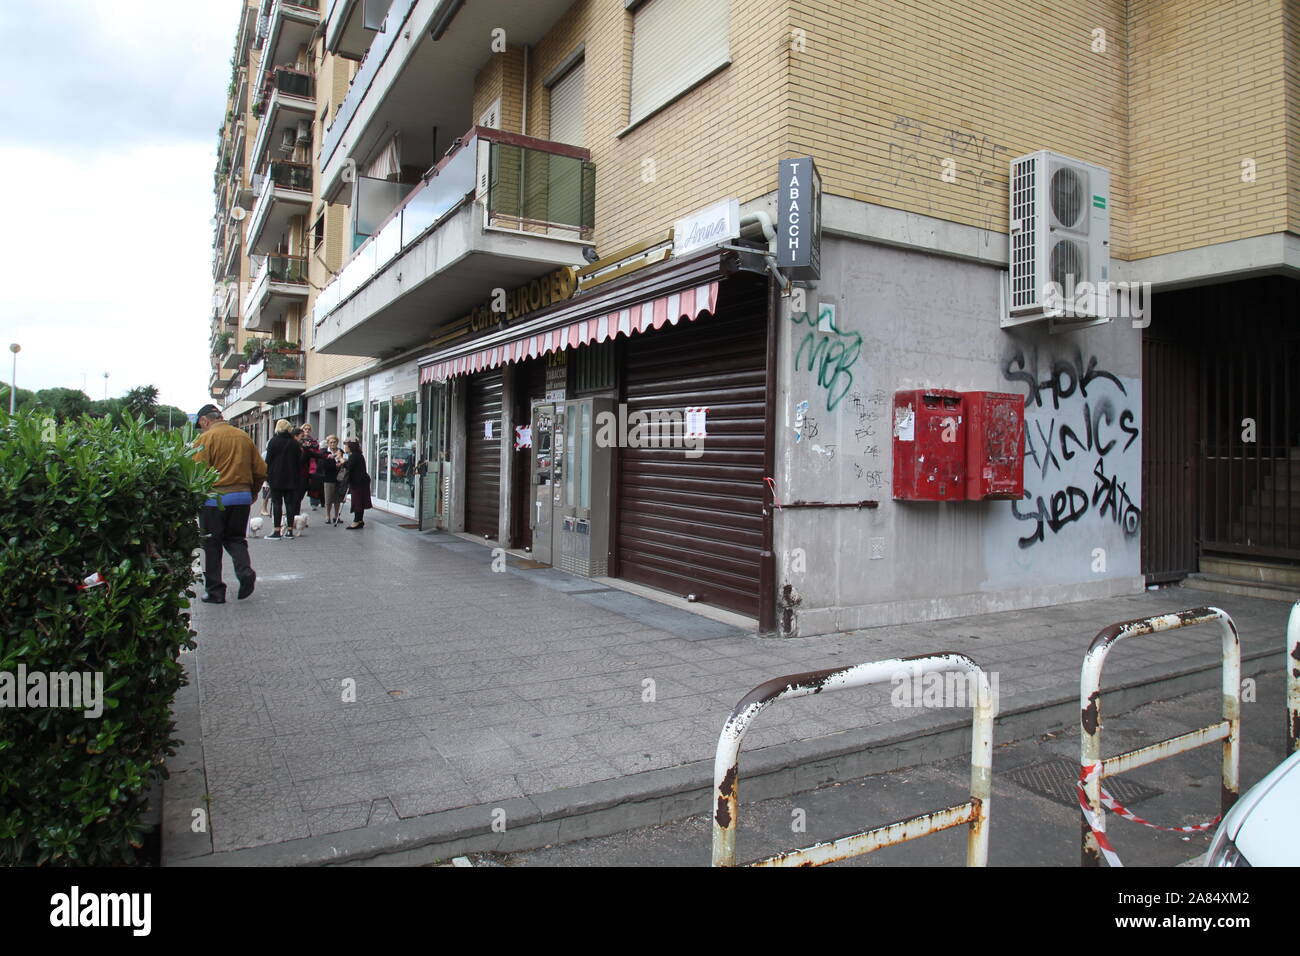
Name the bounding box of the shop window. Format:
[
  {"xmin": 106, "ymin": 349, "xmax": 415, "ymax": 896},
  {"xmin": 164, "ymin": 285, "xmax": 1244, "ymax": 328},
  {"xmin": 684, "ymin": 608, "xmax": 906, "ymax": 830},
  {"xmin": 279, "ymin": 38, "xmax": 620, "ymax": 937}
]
[{"xmin": 628, "ymin": 0, "xmax": 729, "ymax": 128}]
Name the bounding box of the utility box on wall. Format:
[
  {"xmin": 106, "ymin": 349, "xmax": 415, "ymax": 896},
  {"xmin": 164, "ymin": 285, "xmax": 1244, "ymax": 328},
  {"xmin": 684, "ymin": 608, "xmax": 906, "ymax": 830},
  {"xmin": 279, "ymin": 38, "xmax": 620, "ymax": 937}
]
[
  {"xmin": 892, "ymin": 389, "xmax": 965, "ymax": 500},
  {"xmin": 964, "ymin": 391, "xmax": 1025, "ymax": 500}
]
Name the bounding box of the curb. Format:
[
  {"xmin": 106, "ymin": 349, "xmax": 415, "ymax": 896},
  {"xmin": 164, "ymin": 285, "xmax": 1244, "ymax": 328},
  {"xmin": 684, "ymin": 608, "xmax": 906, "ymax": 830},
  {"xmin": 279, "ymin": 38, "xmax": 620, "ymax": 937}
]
[{"xmin": 166, "ymin": 645, "xmax": 1282, "ymax": 866}]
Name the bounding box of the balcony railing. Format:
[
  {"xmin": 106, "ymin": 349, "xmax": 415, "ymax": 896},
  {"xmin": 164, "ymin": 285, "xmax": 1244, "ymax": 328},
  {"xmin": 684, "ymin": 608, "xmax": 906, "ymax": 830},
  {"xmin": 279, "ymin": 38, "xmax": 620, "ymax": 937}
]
[
  {"xmin": 268, "ymin": 66, "xmax": 314, "ymax": 101},
  {"xmin": 486, "ymin": 140, "xmax": 595, "ymax": 239},
  {"xmin": 312, "ymin": 127, "xmax": 593, "ymax": 327},
  {"xmin": 264, "ymin": 158, "xmax": 312, "ymax": 191},
  {"xmin": 265, "ymin": 349, "xmax": 305, "ymax": 379},
  {"xmin": 254, "ymin": 253, "xmax": 309, "ymax": 285}
]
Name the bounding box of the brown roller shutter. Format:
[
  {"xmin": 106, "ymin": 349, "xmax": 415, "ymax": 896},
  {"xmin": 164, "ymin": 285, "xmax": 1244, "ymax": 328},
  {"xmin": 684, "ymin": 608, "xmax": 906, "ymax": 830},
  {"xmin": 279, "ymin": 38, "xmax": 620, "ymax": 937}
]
[
  {"xmin": 617, "ymin": 274, "xmax": 768, "ymax": 616},
  {"xmin": 466, "ymin": 369, "xmax": 504, "ymax": 539}
]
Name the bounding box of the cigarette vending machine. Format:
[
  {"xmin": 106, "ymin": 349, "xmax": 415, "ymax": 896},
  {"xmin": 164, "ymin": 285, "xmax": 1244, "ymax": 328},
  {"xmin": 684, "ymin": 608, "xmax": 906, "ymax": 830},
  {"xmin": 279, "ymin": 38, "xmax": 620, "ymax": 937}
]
[{"xmin": 530, "ymin": 397, "xmax": 614, "ymax": 576}]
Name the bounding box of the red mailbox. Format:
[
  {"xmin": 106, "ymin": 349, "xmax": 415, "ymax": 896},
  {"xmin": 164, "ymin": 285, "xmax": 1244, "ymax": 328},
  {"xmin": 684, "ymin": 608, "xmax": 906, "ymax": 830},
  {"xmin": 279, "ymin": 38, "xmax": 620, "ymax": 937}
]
[
  {"xmin": 892, "ymin": 389, "xmax": 965, "ymax": 500},
  {"xmin": 964, "ymin": 391, "xmax": 1025, "ymax": 500}
]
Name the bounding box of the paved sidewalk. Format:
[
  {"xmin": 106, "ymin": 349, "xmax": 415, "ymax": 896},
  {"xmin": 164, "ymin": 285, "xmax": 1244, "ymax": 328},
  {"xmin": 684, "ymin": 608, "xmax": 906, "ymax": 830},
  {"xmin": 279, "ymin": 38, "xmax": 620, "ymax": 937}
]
[{"xmin": 165, "ymin": 507, "xmax": 1292, "ymax": 864}]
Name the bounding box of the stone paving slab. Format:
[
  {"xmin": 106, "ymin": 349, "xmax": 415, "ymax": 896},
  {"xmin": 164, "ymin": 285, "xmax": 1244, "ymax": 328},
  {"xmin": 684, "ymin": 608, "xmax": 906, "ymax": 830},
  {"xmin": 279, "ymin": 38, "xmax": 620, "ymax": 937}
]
[{"xmin": 166, "ymin": 507, "xmax": 1293, "ymax": 861}]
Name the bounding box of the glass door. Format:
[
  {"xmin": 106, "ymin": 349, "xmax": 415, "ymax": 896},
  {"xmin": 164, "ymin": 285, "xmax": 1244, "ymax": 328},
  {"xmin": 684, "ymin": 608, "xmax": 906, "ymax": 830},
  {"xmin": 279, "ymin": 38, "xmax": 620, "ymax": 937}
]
[{"xmin": 371, "ymin": 400, "xmax": 391, "ymax": 503}]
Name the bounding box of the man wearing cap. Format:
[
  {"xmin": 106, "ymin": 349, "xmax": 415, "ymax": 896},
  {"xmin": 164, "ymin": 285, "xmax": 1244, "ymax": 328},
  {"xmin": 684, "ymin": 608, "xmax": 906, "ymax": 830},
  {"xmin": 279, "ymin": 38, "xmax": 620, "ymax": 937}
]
[{"xmin": 192, "ymin": 404, "xmax": 267, "ymax": 603}]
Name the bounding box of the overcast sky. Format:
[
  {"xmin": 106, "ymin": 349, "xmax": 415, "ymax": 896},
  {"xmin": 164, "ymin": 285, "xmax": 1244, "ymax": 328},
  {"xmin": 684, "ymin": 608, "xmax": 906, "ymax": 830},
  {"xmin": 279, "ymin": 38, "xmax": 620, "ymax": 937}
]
[{"xmin": 0, "ymin": 0, "xmax": 241, "ymax": 413}]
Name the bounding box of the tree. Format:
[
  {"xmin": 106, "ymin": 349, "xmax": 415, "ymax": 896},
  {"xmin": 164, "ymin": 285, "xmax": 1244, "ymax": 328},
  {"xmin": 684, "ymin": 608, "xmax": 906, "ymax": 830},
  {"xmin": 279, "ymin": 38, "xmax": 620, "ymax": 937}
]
[
  {"xmin": 152, "ymin": 404, "xmax": 188, "ymax": 431},
  {"xmin": 31, "ymin": 387, "xmax": 92, "ymax": 423},
  {"xmin": 89, "ymin": 397, "xmax": 127, "ymax": 422},
  {"xmin": 0, "ymin": 384, "xmax": 36, "ymax": 413},
  {"xmin": 123, "ymin": 385, "xmax": 160, "ymax": 420}
]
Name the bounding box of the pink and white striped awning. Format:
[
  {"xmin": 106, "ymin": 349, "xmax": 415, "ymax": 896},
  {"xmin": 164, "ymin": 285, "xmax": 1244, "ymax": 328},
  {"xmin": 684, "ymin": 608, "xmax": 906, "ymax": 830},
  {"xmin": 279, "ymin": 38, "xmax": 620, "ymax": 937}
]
[{"xmin": 420, "ymin": 280, "xmax": 720, "ymax": 384}]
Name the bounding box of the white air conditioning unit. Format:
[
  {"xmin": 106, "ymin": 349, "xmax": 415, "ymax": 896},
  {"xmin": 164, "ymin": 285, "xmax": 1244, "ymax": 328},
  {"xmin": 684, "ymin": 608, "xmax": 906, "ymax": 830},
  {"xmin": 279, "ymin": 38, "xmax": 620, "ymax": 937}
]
[
  {"xmin": 295, "ymin": 119, "xmax": 311, "ymax": 144},
  {"xmin": 278, "ymin": 127, "xmax": 297, "ymax": 154},
  {"xmin": 1004, "ymin": 150, "xmax": 1111, "ymax": 332}
]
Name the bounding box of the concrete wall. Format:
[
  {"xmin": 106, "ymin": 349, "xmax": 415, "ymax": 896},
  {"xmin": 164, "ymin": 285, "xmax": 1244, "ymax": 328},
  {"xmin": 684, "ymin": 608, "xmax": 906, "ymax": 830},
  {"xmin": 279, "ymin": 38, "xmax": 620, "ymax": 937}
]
[{"xmin": 773, "ymin": 233, "xmax": 1144, "ymax": 637}]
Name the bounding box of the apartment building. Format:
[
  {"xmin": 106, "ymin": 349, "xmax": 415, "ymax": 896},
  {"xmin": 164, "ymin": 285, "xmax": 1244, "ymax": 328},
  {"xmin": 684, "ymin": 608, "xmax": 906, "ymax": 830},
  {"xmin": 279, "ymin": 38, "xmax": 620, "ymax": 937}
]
[
  {"xmin": 209, "ymin": 0, "xmax": 369, "ymax": 452},
  {"xmin": 209, "ymin": 0, "xmax": 1300, "ymax": 635}
]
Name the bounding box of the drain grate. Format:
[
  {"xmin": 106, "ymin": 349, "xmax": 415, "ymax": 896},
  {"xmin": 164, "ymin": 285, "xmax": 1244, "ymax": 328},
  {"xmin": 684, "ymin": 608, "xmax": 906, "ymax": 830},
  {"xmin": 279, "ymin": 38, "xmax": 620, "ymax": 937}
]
[
  {"xmin": 1005, "ymin": 756, "xmax": 1163, "ymax": 809},
  {"xmin": 510, "ymin": 559, "xmax": 550, "ymax": 569},
  {"xmin": 398, "ymin": 523, "xmax": 420, "ymax": 529}
]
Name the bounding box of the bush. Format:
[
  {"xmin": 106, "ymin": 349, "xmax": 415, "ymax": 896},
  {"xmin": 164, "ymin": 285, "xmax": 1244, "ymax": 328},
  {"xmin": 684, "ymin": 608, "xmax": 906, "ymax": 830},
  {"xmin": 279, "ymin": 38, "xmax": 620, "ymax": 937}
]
[{"xmin": 0, "ymin": 410, "xmax": 216, "ymax": 864}]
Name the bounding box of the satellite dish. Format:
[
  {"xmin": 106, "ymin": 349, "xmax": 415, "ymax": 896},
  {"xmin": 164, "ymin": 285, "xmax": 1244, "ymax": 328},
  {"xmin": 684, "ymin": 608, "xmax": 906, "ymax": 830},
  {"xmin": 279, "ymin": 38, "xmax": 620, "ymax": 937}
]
[{"xmin": 230, "ymin": 206, "xmax": 248, "ymax": 221}]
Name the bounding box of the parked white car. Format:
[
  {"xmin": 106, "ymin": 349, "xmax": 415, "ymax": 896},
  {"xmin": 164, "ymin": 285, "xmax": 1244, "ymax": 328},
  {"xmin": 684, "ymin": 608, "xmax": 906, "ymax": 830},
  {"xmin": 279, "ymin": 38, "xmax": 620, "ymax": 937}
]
[{"xmin": 1205, "ymin": 749, "xmax": 1300, "ymax": 866}]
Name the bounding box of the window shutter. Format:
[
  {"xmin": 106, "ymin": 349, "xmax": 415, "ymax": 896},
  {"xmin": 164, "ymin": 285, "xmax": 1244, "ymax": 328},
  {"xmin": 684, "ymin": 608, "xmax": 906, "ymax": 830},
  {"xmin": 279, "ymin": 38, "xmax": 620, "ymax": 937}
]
[
  {"xmin": 548, "ymin": 60, "xmax": 585, "ymax": 147},
  {"xmin": 630, "ymin": 0, "xmax": 729, "ymax": 126}
]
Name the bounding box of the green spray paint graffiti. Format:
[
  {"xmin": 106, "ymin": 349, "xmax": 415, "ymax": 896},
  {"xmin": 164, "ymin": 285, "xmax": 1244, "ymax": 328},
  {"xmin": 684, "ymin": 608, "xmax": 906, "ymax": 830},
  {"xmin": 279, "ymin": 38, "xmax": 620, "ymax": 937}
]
[{"xmin": 793, "ymin": 304, "xmax": 862, "ymax": 411}]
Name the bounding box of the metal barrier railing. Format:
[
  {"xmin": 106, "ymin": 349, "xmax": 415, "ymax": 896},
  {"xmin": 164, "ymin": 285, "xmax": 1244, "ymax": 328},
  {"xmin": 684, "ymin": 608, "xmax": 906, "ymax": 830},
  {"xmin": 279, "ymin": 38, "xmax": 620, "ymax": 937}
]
[
  {"xmin": 711, "ymin": 653, "xmax": 995, "ymax": 867},
  {"xmin": 1079, "ymin": 607, "xmax": 1240, "ymax": 867},
  {"xmin": 1288, "ymin": 600, "xmax": 1300, "ymax": 756}
]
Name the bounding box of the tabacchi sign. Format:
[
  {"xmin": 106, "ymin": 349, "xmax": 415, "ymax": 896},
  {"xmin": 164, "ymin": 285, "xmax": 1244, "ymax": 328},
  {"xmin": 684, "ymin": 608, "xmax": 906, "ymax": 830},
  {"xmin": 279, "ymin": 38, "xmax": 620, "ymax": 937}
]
[{"xmin": 778, "ymin": 157, "xmax": 821, "ymax": 280}]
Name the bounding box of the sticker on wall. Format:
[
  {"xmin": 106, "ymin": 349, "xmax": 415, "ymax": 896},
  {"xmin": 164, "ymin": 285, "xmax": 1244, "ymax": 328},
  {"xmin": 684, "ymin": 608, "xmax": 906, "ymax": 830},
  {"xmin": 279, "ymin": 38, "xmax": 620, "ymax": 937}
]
[
  {"xmin": 817, "ymin": 302, "xmax": 835, "ymax": 333},
  {"xmin": 514, "ymin": 425, "xmax": 532, "ymax": 450},
  {"xmin": 794, "ymin": 400, "xmax": 810, "ymax": 442},
  {"xmin": 484, "ymin": 419, "xmax": 495, "ymax": 439},
  {"xmin": 685, "ymin": 406, "xmax": 708, "ymax": 438},
  {"xmin": 894, "ymin": 404, "xmax": 915, "ymax": 441}
]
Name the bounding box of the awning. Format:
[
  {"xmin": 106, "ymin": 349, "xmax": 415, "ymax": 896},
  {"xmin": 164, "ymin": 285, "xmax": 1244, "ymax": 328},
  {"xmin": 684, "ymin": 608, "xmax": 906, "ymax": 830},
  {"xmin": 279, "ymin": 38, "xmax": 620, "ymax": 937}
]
[
  {"xmin": 417, "ymin": 246, "xmax": 743, "ymax": 385},
  {"xmin": 420, "ymin": 280, "xmax": 719, "ymax": 383}
]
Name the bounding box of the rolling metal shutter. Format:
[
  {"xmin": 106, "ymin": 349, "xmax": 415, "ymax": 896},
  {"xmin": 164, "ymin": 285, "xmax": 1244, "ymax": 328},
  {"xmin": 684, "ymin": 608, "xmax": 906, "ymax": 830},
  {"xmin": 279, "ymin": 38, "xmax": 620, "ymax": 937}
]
[
  {"xmin": 617, "ymin": 275, "xmax": 767, "ymax": 617},
  {"xmin": 465, "ymin": 369, "xmax": 503, "ymax": 539}
]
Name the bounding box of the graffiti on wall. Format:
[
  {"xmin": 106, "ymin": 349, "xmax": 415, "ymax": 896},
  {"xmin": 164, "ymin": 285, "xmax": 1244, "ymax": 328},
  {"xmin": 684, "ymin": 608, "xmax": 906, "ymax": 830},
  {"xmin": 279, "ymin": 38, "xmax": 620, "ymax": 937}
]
[
  {"xmin": 999, "ymin": 348, "xmax": 1141, "ymax": 552},
  {"xmin": 791, "ymin": 305, "xmax": 863, "ymax": 412},
  {"xmin": 883, "ymin": 115, "xmax": 1010, "ymax": 232}
]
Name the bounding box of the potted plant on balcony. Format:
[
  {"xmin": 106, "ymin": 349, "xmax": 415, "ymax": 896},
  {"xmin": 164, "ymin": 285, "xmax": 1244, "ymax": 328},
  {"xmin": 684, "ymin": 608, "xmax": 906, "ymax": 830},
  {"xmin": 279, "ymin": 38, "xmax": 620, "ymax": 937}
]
[{"xmin": 242, "ymin": 337, "xmax": 268, "ymax": 363}]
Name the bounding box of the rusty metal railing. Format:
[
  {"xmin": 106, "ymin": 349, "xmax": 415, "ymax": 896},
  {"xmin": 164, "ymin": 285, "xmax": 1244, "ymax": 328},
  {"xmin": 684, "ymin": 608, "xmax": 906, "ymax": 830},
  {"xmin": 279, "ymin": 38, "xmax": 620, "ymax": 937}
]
[
  {"xmin": 1079, "ymin": 607, "xmax": 1240, "ymax": 867},
  {"xmin": 711, "ymin": 653, "xmax": 995, "ymax": 867},
  {"xmin": 1288, "ymin": 600, "xmax": 1300, "ymax": 755}
]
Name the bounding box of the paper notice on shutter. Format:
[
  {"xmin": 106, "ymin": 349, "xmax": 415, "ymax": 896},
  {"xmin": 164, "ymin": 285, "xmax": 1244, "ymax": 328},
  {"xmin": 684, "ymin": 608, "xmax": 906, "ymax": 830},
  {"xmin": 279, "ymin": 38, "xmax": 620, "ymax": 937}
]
[
  {"xmin": 485, "ymin": 419, "xmax": 495, "ymax": 439},
  {"xmin": 894, "ymin": 404, "xmax": 915, "ymax": 441},
  {"xmin": 685, "ymin": 406, "xmax": 708, "ymax": 437}
]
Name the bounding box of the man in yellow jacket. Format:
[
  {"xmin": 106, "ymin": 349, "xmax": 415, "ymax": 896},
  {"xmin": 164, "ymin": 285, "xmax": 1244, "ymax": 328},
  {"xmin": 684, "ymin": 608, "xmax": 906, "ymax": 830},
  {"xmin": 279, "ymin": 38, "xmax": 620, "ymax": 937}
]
[{"xmin": 192, "ymin": 404, "xmax": 268, "ymax": 603}]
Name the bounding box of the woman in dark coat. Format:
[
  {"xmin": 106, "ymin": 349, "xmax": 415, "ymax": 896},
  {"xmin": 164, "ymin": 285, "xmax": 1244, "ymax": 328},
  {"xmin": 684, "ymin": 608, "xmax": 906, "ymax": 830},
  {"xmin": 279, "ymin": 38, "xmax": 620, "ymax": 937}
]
[
  {"xmin": 344, "ymin": 438, "xmax": 373, "ymax": 529},
  {"xmin": 264, "ymin": 419, "xmax": 304, "ymax": 539}
]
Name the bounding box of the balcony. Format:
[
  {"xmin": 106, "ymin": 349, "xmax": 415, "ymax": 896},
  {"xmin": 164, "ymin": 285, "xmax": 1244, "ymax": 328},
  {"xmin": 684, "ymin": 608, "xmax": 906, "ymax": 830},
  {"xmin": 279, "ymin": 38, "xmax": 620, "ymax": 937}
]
[
  {"xmin": 217, "ymin": 228, "xmax": 242, "ymax": 280},
  {"xmin": 209, "ymin": 365, "xmax": 237, "ymax": 400},
  {"xmin": 235, "ymin": 350, "xmax": 307, "ymax": 403},
  {"xmin": 250, "ymin": 68, "xmax": 315, "ymax": 170},
  {"xmin": 313, "ymin": 127, "xmax": 593, "ymax": 356},
  {"xmin": 244, "ymin": 254, "xmax": 309, "ymax": 332},
  {"xmin": 260, "ymin": 0, "xmax": 320, "ymax": 71},
  {"xmin": 319, "ymin": 0, "xmax": 573, "ymax": 204},
  {"xmin": 326, "ymin": 0, "xmax": 391, "ymax": 60},
  {"xmin": 247, "ymin": 159, "xmax": 312, "ymax": 255}
]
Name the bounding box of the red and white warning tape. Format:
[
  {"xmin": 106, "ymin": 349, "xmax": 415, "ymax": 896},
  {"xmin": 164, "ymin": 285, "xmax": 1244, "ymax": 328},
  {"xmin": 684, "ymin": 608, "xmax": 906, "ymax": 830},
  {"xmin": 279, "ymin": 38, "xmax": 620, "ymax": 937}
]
[{"xmin": 1076, "ymin": 762, "xmax": 1221, "ymax": 867}]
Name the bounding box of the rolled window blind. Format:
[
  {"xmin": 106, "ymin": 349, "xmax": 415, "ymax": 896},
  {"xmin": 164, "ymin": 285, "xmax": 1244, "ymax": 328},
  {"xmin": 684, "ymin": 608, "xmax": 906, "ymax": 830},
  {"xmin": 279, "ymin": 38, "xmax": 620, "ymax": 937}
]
[{"xmin": 629, "ymin": 0, "xmax": 729, "ymax": 126}]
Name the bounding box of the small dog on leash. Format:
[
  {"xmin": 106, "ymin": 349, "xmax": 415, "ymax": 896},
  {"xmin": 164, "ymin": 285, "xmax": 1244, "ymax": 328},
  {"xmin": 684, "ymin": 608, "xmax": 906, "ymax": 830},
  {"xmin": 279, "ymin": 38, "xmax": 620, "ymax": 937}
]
[
  {"xmin": 249, "ymin": 515, "xmax": 264, "ymax": 537},
  {"xmin": 293, "ymin": 514, "xmax": 307, "ymax": 534}
]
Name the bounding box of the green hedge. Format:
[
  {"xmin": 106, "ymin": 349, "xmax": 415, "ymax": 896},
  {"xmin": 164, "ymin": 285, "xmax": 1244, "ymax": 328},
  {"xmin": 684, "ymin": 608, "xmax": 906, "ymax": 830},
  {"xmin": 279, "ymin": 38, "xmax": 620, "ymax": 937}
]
[{"xmin": 0, "ymin": 410, "xmax": 216, "ymax": 864}]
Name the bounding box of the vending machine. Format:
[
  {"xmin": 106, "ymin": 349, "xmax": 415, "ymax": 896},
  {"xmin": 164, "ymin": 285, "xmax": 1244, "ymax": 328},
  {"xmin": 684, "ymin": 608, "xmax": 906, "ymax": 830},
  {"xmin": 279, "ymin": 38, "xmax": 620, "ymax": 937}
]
[{"xmin": 530, "ymin": 397, "xmax": 614, "ymax": 576}]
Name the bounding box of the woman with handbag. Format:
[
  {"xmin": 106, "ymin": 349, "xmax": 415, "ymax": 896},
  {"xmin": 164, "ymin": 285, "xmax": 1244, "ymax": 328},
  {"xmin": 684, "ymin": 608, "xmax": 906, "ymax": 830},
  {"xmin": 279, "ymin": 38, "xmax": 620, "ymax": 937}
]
[{"xmin": 343, "ymin": 438, "xmax": 372, "ymax": 529}]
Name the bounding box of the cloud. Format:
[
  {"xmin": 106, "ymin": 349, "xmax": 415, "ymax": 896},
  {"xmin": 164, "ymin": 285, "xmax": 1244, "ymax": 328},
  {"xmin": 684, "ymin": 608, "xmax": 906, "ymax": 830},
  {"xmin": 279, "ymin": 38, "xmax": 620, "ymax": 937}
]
[
  {"xmin": 0, "ymin": 1, "xmax": 245, "ymax": 413},
  {"xmin": 0, "ymin": 0, "xmax": 242, "ymax": 152}
]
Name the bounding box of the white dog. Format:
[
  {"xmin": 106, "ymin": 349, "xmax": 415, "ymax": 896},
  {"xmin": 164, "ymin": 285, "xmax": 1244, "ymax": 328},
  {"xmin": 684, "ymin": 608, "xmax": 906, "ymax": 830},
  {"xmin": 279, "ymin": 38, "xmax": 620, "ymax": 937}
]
[
  {"xmin": 249, "ymin": 515, "xmax": 264, "ymax": 536},
  {"xmin": 293, "ymin": 514, "xmax": 307, "ymax": 533}
]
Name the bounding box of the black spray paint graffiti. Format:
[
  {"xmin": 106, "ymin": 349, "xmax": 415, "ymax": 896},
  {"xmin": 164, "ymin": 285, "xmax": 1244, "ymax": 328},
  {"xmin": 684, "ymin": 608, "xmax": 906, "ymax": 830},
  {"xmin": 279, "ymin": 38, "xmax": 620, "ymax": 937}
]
[
  {"xmin": 1003, "ymin": 349, "xmax": 1142, "ymax": 550},
  {"xmin": 792, "ymin": 309, "xmax": 862, "ymax": 411}
]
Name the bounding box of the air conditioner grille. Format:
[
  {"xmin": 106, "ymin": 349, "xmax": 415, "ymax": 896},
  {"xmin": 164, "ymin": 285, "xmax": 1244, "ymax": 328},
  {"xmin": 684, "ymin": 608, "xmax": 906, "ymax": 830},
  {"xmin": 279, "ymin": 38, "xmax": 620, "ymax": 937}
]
[
  {"xmin": 1050, "ymin": 238, "xmax": 1085, "ymax": 288},
  {"xmin": 1050, "ymin": 166, "xmax": 1085, "ymax": 228},
  {"xmin": 1010, "ymin": 157, "xmax": 1038, "ymax": 309}
]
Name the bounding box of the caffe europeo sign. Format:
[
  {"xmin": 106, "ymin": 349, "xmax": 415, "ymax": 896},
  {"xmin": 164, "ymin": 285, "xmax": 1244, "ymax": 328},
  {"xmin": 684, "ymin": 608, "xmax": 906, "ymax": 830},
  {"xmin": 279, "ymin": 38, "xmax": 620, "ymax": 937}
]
[{"xmin": 777, "ymin": 157, "xmax": 821, "ymax": 280}]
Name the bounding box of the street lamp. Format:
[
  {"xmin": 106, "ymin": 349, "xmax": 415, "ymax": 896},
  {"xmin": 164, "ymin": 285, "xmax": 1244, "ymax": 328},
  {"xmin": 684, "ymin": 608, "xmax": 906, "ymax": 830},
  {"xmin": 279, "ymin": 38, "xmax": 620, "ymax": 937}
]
[
  {"xmin": 103, "ymin": 372, "xmax": 109, "ymax": 401},
  {"xmin": 8, "ymin": 344, "xmax": 19, "ymax": 414}
]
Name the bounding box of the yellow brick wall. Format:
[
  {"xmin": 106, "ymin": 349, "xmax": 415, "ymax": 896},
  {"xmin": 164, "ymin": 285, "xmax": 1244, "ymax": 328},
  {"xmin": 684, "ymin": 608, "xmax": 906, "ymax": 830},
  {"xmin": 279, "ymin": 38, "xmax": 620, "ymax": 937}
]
[
  {"xmin": 1128, "ymin": 0, "xmax": 1291, "ymax": 259},
  {"xmin": 1283, "ymin": 0, "xmax": 1300, "ymax": 235},
  {"xmin": 517, "ymin": 0, "xmax": 792, "ymax": 253},
  {"xmin": 789, "ymin": 0, "xmax": 1131, "ymax": 253}
]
